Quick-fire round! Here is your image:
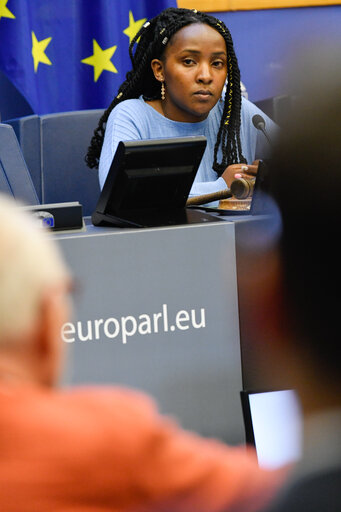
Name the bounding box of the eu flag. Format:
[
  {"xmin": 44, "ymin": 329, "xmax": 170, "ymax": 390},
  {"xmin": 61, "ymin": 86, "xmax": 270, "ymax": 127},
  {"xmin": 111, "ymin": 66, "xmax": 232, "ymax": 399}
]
[{"xmin": 0, "ymin": 0, "xmax": 177, "ymax": 114}]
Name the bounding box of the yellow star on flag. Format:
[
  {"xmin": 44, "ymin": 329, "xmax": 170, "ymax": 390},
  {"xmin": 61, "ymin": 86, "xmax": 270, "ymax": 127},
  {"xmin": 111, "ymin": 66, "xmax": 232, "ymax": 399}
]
[
  {"xmin": 0, "ymin": 0, "xmax": 15, "ymax": 21},
  {"xmin": 81, "ymin": 40, "xmax": 118, "ymax": 82},
  {"xmin": 31, "ymin": 31, "xmax": 52, "ymax": 73},
  {"xmin": 123, "ymin": 10, "xmax": 147, "ymax": 44}
]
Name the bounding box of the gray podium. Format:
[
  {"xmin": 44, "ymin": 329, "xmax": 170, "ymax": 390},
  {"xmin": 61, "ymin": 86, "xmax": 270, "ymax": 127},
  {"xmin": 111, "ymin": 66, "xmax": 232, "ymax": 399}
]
[{"xmin": 55, "ymin": 218, "xmax": 245, "ymax": 444}]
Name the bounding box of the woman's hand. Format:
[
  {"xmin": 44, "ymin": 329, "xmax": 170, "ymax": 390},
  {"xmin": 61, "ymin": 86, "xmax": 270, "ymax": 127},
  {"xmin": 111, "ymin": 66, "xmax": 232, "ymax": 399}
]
[{"xmin": 221, "ymin": 161, "xmax": 259, "ymax": 188}]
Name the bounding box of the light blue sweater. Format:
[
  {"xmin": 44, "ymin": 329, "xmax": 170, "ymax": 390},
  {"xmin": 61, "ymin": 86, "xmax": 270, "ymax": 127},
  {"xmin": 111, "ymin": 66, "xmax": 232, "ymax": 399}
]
[{"xmin": 99, "ymin": 96, "xmax": 276, "ymax": 196}]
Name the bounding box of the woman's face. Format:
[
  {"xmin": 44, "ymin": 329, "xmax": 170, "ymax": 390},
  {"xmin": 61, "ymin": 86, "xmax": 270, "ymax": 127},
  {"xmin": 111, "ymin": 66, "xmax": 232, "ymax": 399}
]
[{"xmin": 151, "ymin": 22, "xmax": 228, "ymax": 123}]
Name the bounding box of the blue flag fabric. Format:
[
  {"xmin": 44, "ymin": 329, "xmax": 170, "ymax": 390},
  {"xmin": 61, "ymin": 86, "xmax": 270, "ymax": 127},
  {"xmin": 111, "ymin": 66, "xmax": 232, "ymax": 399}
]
[{"xmin": 0, "ymin": 0, "xmax": 177, "ymax": 114}]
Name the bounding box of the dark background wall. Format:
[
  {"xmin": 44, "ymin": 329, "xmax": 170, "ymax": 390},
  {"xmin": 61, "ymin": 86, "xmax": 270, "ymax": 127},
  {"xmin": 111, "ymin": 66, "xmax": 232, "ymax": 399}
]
[
  {"xmin": 210, "ymin": 6, "xmax": 341, "ymax": 102},
  {"xmin": 1, "ymin": 5, "xmax": 340, "ymax": 120}
]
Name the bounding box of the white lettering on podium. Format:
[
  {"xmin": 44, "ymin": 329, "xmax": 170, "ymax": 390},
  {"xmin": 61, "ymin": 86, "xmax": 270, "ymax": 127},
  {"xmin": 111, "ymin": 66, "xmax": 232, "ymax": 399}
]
[
  {"xmin": 121, "ymin": 316, "xmax": 137, "ymax": 344},
  {"xmin": 61, "ymin": 304, "xmax": 206, "ymax": 344},
  {"xmin": 103, "ymin": 318, "xmax": 120, "ymax": 339},
  {"xmin": 138, "ymin": 314, "xmax": 152, "ymax": 335},
  {"xmin": 176, "ymin": 310, "xmax": 190, "ymax": 330},
  {"xmin": 61, "ymin": 322, "xmax": 76, "ymax": 343},
  {"xmin": 192, "ymin": 308, "xmax": 206, "ymax": 329}
]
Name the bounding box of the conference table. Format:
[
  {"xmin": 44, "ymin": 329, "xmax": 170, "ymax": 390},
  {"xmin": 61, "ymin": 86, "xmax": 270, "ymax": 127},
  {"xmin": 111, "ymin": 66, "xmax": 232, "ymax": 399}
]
[{"xmin": 54, "ymin": 212, "xmax": 270, "ymax": 445}]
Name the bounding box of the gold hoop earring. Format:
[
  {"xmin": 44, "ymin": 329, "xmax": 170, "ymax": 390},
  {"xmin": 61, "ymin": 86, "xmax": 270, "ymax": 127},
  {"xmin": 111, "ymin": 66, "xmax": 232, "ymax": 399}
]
[{"xmin": 161, "ymin": 81, "xmax": 165, "ymax": 100}]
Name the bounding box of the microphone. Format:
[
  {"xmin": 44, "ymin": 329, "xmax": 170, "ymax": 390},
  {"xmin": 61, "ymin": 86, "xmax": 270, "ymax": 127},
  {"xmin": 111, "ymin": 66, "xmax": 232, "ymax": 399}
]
[{"xmin": 252, "ymin": 114, "xmax": 273, "ymax": 147}]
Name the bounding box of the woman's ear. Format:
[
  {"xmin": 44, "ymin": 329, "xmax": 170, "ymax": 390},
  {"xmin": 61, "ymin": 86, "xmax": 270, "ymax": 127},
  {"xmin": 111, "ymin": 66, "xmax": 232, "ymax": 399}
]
[{"xmin": 150, "ymin": 59, "xmax": 164, "ymax": 82}]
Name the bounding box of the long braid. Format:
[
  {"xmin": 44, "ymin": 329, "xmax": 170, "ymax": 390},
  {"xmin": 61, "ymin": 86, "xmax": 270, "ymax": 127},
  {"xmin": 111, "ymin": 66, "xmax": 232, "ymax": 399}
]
[
  {"xmin": 86, "ymin": 7, "xmax": 246, "ymax": 172},
  {"xmin": 210, "ymin": 21, "xmax": 247, "ymax": 173}
]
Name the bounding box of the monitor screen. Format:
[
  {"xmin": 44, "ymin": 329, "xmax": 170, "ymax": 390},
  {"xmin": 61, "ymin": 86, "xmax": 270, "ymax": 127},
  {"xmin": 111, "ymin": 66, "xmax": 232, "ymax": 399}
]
[
  {"xmin": 92, "ymin": 136, "xmax": 207, "ymax": 227},
  {"xmin": 241, "ymin": 389, "xmax": 302, "ymax": 469}
]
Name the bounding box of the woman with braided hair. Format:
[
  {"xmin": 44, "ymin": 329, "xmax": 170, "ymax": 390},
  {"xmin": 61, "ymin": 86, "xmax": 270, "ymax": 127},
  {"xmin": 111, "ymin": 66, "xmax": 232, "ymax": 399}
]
[{"xmin": 86, "ymin": 7, "xmax": 276, "ymax": 197}]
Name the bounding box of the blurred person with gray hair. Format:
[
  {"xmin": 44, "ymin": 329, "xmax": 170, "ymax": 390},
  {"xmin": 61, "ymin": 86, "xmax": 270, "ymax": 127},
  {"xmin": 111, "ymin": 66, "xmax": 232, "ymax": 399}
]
[{"xmin": 0, "ymin": 193, "xmax": 283, "ymax": 511}]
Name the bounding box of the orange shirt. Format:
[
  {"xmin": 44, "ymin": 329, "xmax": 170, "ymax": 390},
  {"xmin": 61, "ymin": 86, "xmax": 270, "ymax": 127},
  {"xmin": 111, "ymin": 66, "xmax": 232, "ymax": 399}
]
[{"xmin": 0, "ymin": 384, "xmax": 283, "ymax": 511}]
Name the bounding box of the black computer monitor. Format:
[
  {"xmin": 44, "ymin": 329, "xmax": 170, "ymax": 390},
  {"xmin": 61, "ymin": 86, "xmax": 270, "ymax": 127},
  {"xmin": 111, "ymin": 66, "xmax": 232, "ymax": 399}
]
[{"xmin": 91, "ymin": 136, "xmax": 218, "ymax": 228}]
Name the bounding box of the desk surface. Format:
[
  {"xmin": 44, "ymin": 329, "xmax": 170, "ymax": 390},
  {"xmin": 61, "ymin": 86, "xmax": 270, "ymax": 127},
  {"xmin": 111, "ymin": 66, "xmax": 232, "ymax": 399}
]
[{"xmin": 55, "ymin": 211, "xmax": 254, "ymax": 239}]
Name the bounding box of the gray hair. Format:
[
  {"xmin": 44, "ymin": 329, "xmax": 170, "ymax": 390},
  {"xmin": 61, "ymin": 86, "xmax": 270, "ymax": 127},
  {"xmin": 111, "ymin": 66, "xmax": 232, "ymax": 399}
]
[{"xmin": 0, "ymin": 194, "xmax": 69, "ymax": 346}]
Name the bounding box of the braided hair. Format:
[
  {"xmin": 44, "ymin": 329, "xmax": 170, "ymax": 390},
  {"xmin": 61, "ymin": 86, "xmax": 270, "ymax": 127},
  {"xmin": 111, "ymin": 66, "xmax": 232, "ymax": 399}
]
[{"xmin": 86, "ymin": 7, "xmax": 246, "ymax": 174}]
